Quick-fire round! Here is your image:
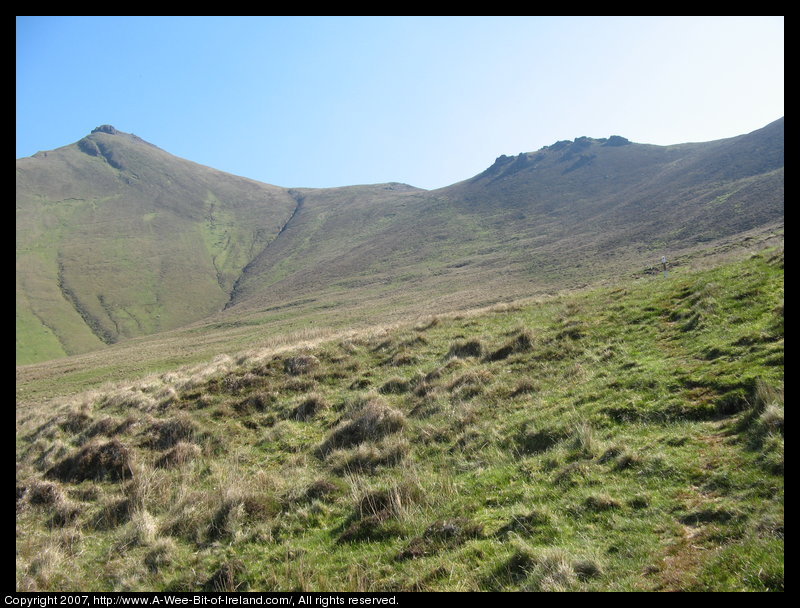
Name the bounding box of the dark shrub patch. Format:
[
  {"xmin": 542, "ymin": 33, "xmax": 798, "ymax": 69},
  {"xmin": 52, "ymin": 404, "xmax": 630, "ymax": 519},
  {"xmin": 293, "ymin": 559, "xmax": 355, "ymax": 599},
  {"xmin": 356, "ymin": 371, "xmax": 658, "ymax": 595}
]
[
  {"xmin": 148, "ymin": 416, "xmax": 198, "ymax": 449},
  {"xmin": 317, "ymin": 401, "xmax": 405, "ymax": 456},
  {"xmin": 517, "ymin": 427, "xmax": 566, "ymax": 454},
  {"xmin": 46, "ymin": 439, "xmax": 133, "ymax": 483},
  {"xmin": 446, "ymin": 339, "xmax": 483, "ymax": 359},
  {"xmin": 291, "ymin": 394, "xmax": 329, "ymax": 421},
  {"xmin": 283, "ymin": 354, "xmax": 320, "ymax": 376}
]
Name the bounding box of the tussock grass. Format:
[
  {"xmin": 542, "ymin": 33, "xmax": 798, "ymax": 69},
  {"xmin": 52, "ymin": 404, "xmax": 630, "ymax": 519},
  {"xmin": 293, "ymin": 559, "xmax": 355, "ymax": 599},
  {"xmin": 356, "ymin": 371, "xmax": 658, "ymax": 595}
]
[
  {"xmin": 485, "ymin": 329, "xmax": 534, "ymax": 362},
  {"xmin": 124, "ymin": 508, "xmax": 159, "ymax": 547},
  {"xmin": 144, "ymin": 537, "xmax": 177, "ymax": 573},
  {"xmin": 446, "ymin": 339, "xmax": 483, "ymax": 359},
  {"xmin": 317, "ymin": 399, "xmax": 406, "ymax": 457},
  {"xmin": 378, "ymin": 376, "xmax": 412, "ymax": 395},
  {"xmin": 15, "ymin": 249, "xmax": 783, "ymax": 591},
  {"xmin": 283, "ymin": 354, "xmax": 320, "ymax": 376},
  {"xmin": 147, "ymin": 415, "xmax": 199, "ymax": 450},
  {"xmin": 46, "ymin": 439, "xmax": 133, "ymax": 483},
  {"xmin": 204, "ymin": 559, "xmax": 247, "ymax": 592},
  {"xmin": 290, "ymin": 393, "xmax": 329, "ymax": 421},
  {"xmin": 24, "ymin": 543, "xmax": 67, "ymax": 590},
  {"xmin": 24, "ymin": 479, "xmax": 64, "ymax": 507},
  {"xmin": 155, "ymin": 441, "xmax": 202, "ymax": 469},
  {"xmin": 326, "ymin": 436, "xmax": 410, "ymax": 473},
  {"xmin": 566, "ymin": 421, "xmax": 597, "ymax": 459}
]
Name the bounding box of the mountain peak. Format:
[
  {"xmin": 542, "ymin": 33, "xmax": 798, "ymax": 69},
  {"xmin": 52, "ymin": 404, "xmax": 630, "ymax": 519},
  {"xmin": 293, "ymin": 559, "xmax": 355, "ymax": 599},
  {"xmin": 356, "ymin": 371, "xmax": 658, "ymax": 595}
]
[
  {"xmin": 91, "ymin": 124, "xmax": 120, "ymax": 135},
  {"xmin": 86, "ymin": 125, "xmax": 160, "ymax": 150}
]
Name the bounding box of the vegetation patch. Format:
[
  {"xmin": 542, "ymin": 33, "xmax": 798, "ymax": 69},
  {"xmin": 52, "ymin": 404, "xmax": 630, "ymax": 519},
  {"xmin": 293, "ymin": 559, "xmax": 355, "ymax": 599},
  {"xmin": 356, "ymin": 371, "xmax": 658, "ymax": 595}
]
[
  {"xmin": 15, "ymin": 248, "xmax": 784, "ymax": 591},
  {"xmin": 147, "ymin": 415, "xmax": 199, "ymax": 450},
  {"xmin": 485, "ymin": 330, "xmax": 534, "ymax": 361},
  {"xmin": 396, "ymin": 518, "xmax": 483, "ymax": 560},
  {"xmin": 155, "ymin": 441, "xmax": 201, "ymax": 469},
  {"xmin": 517, "ymin": 425, "xmax": 568, "ymax": 454},
  {"xmin": 446, "ymin": 339, "xmax": 483, "ymax": 359},
  {"xmin": 290, "ymin": 393, "xmax": 329, "ymax": 421},
  {"xmin": 46, "ymin": 439, "xmax": 133, "ymax": 483},
  {"xmin": 283, "ymin": 354, "xmax": 320, "ymax": 376},
  {"xmin": 317, "ymin": 400, "xmax": 405, "ymax": 457}
]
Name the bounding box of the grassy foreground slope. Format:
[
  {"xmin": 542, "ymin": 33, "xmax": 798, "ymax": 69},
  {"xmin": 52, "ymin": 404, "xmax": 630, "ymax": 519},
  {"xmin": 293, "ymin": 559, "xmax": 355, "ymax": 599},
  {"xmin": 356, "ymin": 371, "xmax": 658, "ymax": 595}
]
[{"xmin": 16, "ymin": 248, "xmax": 783, "ymax": 591}]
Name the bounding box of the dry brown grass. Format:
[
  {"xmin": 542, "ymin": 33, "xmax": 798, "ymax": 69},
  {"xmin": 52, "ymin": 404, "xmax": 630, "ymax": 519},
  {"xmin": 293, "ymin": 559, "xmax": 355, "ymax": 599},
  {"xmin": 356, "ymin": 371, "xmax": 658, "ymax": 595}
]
[{"xmin": 155, "ymin": 441, "xmax": 202, "ymax": 469}]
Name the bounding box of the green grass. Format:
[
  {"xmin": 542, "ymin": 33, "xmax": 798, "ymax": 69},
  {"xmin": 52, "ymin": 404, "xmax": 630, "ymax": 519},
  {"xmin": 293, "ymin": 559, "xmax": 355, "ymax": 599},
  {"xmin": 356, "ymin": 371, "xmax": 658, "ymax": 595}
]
[
  {"xmin": 16, "ymin": 247, "xmax": 783, "ymax": 591},
  {"xmin": 16, "ymin": 129, "xmax": 300, "ymax": 363}
]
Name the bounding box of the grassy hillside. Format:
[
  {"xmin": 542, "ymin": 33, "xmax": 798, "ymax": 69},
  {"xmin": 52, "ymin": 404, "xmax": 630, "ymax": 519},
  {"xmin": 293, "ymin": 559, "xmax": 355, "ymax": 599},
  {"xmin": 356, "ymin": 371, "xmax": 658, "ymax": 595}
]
[
  {"xmin": 220, "ymin": 119, "xmax": 785, "ymax": 332},
  {"xmin": 16, "ymin": 126, "xmax": 298, "ymax": 364},
  {"xmin": 16, "ymin": 247, "xmax": 783, "ymax": 591},
  {"xmin": 17, "ymin": 120, "xmax": 784, "ymax": 366}
]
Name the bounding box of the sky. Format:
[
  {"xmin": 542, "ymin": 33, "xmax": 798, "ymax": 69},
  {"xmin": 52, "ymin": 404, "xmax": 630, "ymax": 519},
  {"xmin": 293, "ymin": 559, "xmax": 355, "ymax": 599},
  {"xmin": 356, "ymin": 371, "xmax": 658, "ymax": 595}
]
[{"xmin": 16, "ymin": 16, "xmax": 784, "ymax": 191}]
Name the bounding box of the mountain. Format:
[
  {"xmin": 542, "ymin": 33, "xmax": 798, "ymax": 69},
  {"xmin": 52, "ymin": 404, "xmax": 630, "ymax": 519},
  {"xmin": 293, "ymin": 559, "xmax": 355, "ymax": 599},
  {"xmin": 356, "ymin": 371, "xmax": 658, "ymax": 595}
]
[
  {"xmin": 16, "ymin": 119, "xmax": 784, "ymax": 365},
  {"xmin": 16, "ymin": 126, "xmax": 299, "ymax": 364},
  {"xmin": 218, "ymin": 118, "xmax": 784, "ymax": 323}
]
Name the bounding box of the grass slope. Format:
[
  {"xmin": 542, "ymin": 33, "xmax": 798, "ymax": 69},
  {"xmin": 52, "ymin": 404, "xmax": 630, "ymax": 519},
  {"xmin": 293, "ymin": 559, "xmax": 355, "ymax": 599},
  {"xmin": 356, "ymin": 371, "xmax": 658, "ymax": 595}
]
[
  {"xmin": 219, "ymin": 119, "xmax": 785, "ymax": 336},
  {"xmin": 16, "ymin": 127, "xmax": 298, "ymax": 364},
  {"xmin": 16, "ymin": 247, "xmax": 783, "ymax": 591},
  {"xmin": 17, "ymin": 120, "xmax": 783, "ymax": 367}
]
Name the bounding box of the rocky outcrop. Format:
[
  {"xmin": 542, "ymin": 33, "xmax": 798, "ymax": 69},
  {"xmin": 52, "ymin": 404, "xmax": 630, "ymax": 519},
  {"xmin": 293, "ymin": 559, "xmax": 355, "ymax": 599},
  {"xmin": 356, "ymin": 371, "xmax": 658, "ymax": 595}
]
[{"xmin": 91, "ymin": 124, "xmax": 119, "ymax": 135}]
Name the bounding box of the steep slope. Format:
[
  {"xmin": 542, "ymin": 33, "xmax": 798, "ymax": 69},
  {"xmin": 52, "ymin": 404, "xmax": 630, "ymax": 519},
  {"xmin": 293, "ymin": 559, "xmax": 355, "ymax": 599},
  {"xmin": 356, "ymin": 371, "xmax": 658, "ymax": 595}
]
[
  {"xmin": 443, "ymin": 118, "xmax": 784, "ymax": 248},
  {"xmin": 222, "ymin": 119, "xmax": 784, "ymax": 322},
  {"xmin": 16, "ymin": 126, "xmax": 299, "ymax": 364}
]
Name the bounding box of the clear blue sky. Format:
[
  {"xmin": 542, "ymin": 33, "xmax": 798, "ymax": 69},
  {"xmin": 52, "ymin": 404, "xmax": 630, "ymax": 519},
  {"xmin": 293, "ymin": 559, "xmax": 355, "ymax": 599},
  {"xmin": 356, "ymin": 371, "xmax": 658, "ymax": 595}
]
[{"xmin": 16, "ymin": 16, "xmax": 784, "ymax": 191}]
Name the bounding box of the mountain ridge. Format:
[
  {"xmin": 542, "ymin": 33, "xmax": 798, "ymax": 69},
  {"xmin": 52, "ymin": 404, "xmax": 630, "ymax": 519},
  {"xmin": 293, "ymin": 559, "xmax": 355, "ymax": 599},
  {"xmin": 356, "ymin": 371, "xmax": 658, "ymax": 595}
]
[{"xmin": 16, "ymin": 119, "xmax": 784, "ymax": 365}]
